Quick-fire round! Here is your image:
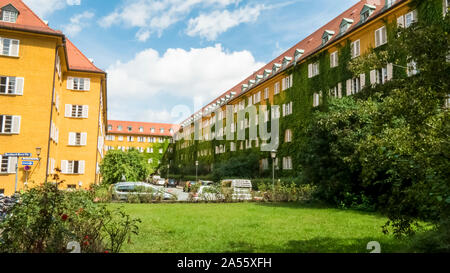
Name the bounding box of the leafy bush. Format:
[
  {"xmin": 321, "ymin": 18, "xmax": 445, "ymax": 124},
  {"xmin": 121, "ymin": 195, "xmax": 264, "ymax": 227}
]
[
  {"xmin": 0, "ymin": 183, "xmax": 140, "ymax": 253},
  {"xmin": 100, "ymin": 149, "xmax": 150, "ymax": 185},
  {"xmin": 212, "ymin": 153, "xmax": 260, "ymax": 181},
  {"xmin": 253, "ymin": 181, "xmax": 316, "ymax": 203}
]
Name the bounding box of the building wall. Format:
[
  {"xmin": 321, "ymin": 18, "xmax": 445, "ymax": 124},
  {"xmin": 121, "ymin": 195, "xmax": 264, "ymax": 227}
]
[
  {"xmin": 170, "ymin": 0, "xmax": 432, "ymax": 177},
  {"xmin": 0, "ymin": 28, "xmax": 107, "ymax": 195}
]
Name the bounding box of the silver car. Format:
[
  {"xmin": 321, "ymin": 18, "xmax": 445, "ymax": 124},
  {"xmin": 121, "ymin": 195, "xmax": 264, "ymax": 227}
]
[{"xmin": 113, "ymin": 182, "xmax": 175, "ymax": 201}]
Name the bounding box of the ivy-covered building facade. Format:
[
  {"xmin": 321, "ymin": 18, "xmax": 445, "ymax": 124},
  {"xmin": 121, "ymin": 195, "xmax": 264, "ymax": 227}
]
[{"xmin": 164, "ymin": 0, "xmax": 449, "ymax": 179}]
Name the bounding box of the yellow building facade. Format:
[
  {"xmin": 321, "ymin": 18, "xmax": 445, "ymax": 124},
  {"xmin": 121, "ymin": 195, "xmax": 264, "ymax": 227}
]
[{"xmin": 0, "ymin": 0, "xmax": 107, "ymax": 195}]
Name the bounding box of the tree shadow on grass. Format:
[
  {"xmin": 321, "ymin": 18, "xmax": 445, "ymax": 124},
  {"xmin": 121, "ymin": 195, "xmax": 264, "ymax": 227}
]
[
  {"xmin": 254, "ymin": 202, "xmax": 388, "ymax": 219},
  {"xmin": 224, "ymin": 237, "xmax": 411, "ymax": 253}
]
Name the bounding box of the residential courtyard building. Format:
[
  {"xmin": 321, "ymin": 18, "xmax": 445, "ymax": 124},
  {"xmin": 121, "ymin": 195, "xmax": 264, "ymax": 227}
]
[{"xmin": 0, "ymin": 0, "xmax": 107, "ymax": 195}]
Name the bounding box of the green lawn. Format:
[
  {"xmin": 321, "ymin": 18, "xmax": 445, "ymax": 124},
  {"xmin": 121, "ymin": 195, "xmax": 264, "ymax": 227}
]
[{"xmin": 109, "ymin": 202, "xmax": 415, "ymax": 253}]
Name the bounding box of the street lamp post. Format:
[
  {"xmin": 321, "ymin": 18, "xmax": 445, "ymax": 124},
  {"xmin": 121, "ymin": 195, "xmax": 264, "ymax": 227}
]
[
  {"xmin": 271, "ymin": 150, "xmax": 277, "ymax": 196},
  {"xmin": 195, "ymin": 161, "xmax": 199, "ymax": 183}
]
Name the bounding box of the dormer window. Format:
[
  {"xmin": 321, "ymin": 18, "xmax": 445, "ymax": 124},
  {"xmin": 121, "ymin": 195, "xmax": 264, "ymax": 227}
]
[
  {"xmin": 360, "ymin": 4, "xmax": 376, "ymax": 23},
  {"xmin": 263, "ymin": 69, "xmax": 271, "ymax": 79},
  {"xmin": 282, "ymin": 57, "xmax": 292, "ymax": 68},
  {"xmin": 128, "ymin": 126, "xmax": 132, "ymax": 132},
  {"xmin": 248, "ymin": 80, "xmax": 256, "ymax": 88},
  {"xmin": 272, "ymin": 63, "xmax": 281, "ymax": 74},
  {"xmin": 322, "ymin": 30, "xmax": 335, "ymax": 45},
  {"xmin": 1, "ymin": 4, "xmax": 19, "ymax": 23},
  {"xmin": 294, "ymin": 49, "xmax": 304, "ymax": 62},
  {"xmin": 255, "ymin": 75, "xmax": 263, "ymax": 84},
  {"xmin": 241, "ymin": 84, "xmax": 248, "ymax": 92},
  {"xmin": 340, "ymin": 18, "xmax": 354, "ymax": 34}
]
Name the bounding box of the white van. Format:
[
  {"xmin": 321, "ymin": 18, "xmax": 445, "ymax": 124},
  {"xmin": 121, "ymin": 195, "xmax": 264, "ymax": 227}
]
[{"xmin": 221, "ymin": 179, "xmax": 253, "ymax": 201}]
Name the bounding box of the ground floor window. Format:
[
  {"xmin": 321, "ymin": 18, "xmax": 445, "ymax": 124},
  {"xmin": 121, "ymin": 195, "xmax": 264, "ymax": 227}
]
[{"xmin": 67, "ymin": 185, "xmax": 77, "ymax": 189}]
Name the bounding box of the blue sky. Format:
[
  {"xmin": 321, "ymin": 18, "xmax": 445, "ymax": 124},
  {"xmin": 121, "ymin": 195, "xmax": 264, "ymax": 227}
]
[{"xmin": 24, "ymin": 0, "xmax": 359, "ymax": 124}]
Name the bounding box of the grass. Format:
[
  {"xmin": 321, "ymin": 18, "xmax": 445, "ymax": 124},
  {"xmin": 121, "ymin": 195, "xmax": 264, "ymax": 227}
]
[{"xmin": 108, "ymin": 202, "xmax": 416, "ymax": 253}]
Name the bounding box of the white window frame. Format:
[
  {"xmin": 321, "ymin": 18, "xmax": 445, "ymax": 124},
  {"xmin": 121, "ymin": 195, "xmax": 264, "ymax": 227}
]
[
  {"xmin": 274, "ymin": 82, "xmax": 280, "ymax": 95},
  {"xmin": 330, "ymin": 51, "xmax": 339, "ymax": 68},
  {"xmin": 61, "ymin": 160, "xmax": 85, "ymax": 175},
  {"xmin": 351, "ymin": 40, "xmax": 360, "ymax": 59},
  {"xmin": 0, "ymin": 37, "xmax": 20, "ymax": 57},
  {"xmin": 308, "ymin": 62, "xmax": 320, "ymax": 78},
  {"xmin": 1, "ymin": 10, "xmax": 18, "ymax": 23},
  {"xmin": 0, "ymin": 156, "xmax": 18, "ymax": 174},
  {"xmin": 313, "ymin": 93, "xmax": 321, "ymax": 107},
  {"xmin": 264, "ymin": 87, "xmax": 269, "ymax": 100},
  {"xmin": 0, "ymin": 76, "xmax": 24, "ymax": 95},
  {"xmin": 375, "ymin": 26, "xmax": 387, "ymax": 47},
  {"xmin": 0, "ymin": 115, "xmax": 20, "ymax": 134},
  {"xmin": 65, "ymin": 104, "xmax": 89, "ymax": 118},
  {"xmin": 67, "ymin": 77, "xmax": 91, "ymax": 91}
]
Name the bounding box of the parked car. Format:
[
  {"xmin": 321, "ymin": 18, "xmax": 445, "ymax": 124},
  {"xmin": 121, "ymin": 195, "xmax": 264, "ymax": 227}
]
[
  {"xmin": 221, "ymin": 179, "xmax": 253, "ymax": 201},
  {"xmin": 152, "ymin": 175, "xmax": 161, "ymax": 184},
  {"xmin": 156, "ymin": 178, "xmax": 166, "ymax": 186},
  {"xmin": 112, "ymin": 182, "xmax": 174, "ymax": 201},
  {"xmin": 166, "ymin": 179, "xmax": 178, "ymax": 188},
  {"xmin": 192, "ymin": 186, "xmax": 224, "ymax": 201},
  {"xmin": 200, "ymin": 180, "xmax": 214, "ymax": 186}
]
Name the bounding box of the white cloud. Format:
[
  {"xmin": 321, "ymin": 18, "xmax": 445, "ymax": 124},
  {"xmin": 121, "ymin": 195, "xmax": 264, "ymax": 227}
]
[
  {"xmin": 98, "ymin": 0, "xmax": 241, "ymax": 42},
  {"xmin": 106, "ymin": 44, "xmax": 264, "ymax": 122},
  {"xmin": 186, "ymin": 4, "xmax": 265, "ymax": 41},
  {"xmin": 23, "ymin": 0, "xmax": 81, "ymax": 18},
  {"xmin": 62, "ymin": 11, "xmax": 94, "ymax": 37}
]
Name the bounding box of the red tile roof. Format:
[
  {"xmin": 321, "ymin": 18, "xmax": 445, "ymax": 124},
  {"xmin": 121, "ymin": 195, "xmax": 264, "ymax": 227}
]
[
  {"xmin": 65, "ymin": 38, "xmax": 104, "ymax": 73},
  {"xmin": 0, "ymin": 0, "xmax": 60, "ymax": 35},
  {"xmin": 0, "ymin": 0, "xmax": 105, "ymax": 73},
  {"xmin": 181, "ymin": 0, "xmax": 397, "ymax": 125},
  {"xmin": 107, "ymin": 120, "xmax": 180, "ymax": 137}
]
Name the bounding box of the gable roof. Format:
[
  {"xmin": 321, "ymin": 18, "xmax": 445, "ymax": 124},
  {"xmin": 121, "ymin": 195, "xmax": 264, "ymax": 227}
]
[
  {"xmin": 180, "ymin": 0, "xmax": 398, "ymax": 127},
  {"xmin": 107, "ymin": 120, "xmax": 180, "ymax": 137},
  {"xmin": 0, "ymin": 0, "xmax": 60, "ymax": 35},
  {"xmin": 0, "ymin": 0, "xmax": 105, "ymax": 74}
]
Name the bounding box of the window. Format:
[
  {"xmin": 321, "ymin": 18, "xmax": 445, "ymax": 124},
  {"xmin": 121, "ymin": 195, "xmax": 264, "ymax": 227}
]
[
  {"xmin": 351, "ymin": 40, "xmax": 360, "ymax": 58},
  {"xmin": 405, "ymin": 10, "xmax": 418, "ymax": 27},
  {"xmin": 386, "ymin": 0, "xmax": 396, "ymax": 8},
  {"xmin": 68, "ymin": 132, "xmax": 87, "ymax": 146},
  {"xmin": 0, "ymin": 189, "xmax": 4, "ymax": 195},
  {"xmin": 128, "ymin": 126, "xmax": 132, "ymax": 132},
  {"xmin": 375, "ymin": 26, "xmax": 387, "ymax": 47},
  {"xmin": 283, "ymin": 102, "xmax": 293, "ymax": 116},
  {"xmin": 65, "ymin": 104, "xmax": 88, "ymax": 118},
  {"xmin": 139, "ymin": 127, "xmax": 144, "ymax": 132},
  {"xmin": 313, "ymin": 93, "xmax": 321, "ymax": 107},
  {"xmin": 0, "ymin": 156, "xmax": 17, "ymax": 174},
  {"xmin": 370, "ymin": 64, "xmax": 393, "ymax": 85},
  {"xmin": 67, "ymin": 77, "xmax": 90, "ymax": 91},
  {"xmin": 0, "ymin": 76, "xmax": 24, "ymax": 95},
  {"xmin": 117, "ymin": 125, "xmax": 123, "ymax": 131},
  {"xmin": 285, "ymin": 129, "xmax": 292, "ymax": 143},
  {"xmin": 347, "ymin": 75, "xmax": 365, "ymax": 96},
  {"xmin": 1, "ymin": 9, "xmax": 18, "ymax": 23},
  {"xmin": 160, "ymin": 128, "xmax": 164, "ymax": 133},
  {"xmin": 127, "ymin": 136, "xmax": 134, "ymax": 142},
  {"xmin": 0, "ymin": 37, "xmax": 20, "ymax": 57},
  {"xmin": 108, "ymin": 125, "xmax": 112, "ymax": 131},
  {"xmin": 407, "ymin": 61, "xmax": 419, "ymax": 76},
  {"xmin": 330, "ymin": 83, "xmax": 342, "ymax": 98},
  {"xmin": 330, "ymin": 51, "xmax": 338, "ymax": 68},
  {"xmin": 254, "ymin": 91, "xmax": 261, "ymax": 104},
  {"xmin": 274, "ymin": 82, "xmax": 280, "ymax": 95},
  {"xmin": 361, "ymin": 11, "xmax": 370, "ymax": 22},
  {"xmin": 261, "ymin": 159, "xmax": 269, "ymax": 170},
  {"xmin": 0, "ymin": 115, "xmax": 20, "ymax": 134},
  {"xmin": 283, "ymin": 157, "xmax": 293, "ymax": 170},
  {"xmin": 308, "ymin": 62, "xmax": 320, "ymax": 78},
  {"xmin": 340, "ymin": 18, "xmax": 353, "ymax": 34},
  {"xmin": 282, "ymin": 75, "xmax": 293, "ymax": 91},
  {"xmin": 151, "ymin": 128, "xmax": 155, "ymax": 133},
  {"xmin": 159, "ymin": 148, "xmax": 163, "ymax": 154},
  {"xmin": 118, "ymin": 136, "xmax": 124, "ymax": 141},
  {"xmin": 248, "ymin": 96, "xmax": 253, "ymax": 106},
  {"xmin": 230, "ymin": 142, "xmax": 236, "ymax": 152},
  {"xmin": 264, "ymin": 87, "xmax": 269, "ymax": 100},
  {"xmin": 61, "ymin": 160, "xmax": 85, "ymax": 174}
]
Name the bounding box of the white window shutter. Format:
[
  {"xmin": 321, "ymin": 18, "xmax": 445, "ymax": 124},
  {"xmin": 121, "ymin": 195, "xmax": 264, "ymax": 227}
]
[
  {"xmin": 412, "ymin": 10, "xmax": 418, "ymax": 23},
  {"xmin": 397, "ymin": 15, "xmax": 405, "ymax": 28},
  {"xmin": 11, "ymin": 40, "xmax": 19, "ymax": 57},
  {"xmin": 81, "ymin": 133, "xmax": 87, "ymax": 146},
  {"xmin": 308, "ymin": 64, "xmax": 312, "ymax": 78},
  {"xmin": 56, "ymin": 128, "xmax": 59, "ymax": 143},
  {"xmin": 282, "ymin": 77, "xmax": 286, "ymax": 91},
  {"xmin": 290, "ymin": 74, "xmax": 293, "ymax": 88},
  {"xmin": 360, "ymin": 73, "xmax": 366, "ymax": 89},
  {"xmin": 15, "ymin": 77, "xmax": 24, "ymax": 95},
  {"xmin": 8, "ymin": 157, "xmax": 18, "ymax": 174},
  {"xmin": 79, "ymin": 161, "xmax": 85, "ymax": 174},
  {"xmin": 375, "ymin": 29, "xmax": 380, "ymax": 47},
  {"xmin": 356, "ymin": 40, "xmax": 360, "ymax": 56},
  {"xmin": 65, "ymin": 104, "xmax": 72, "ymax": 117},
  {"xmin": 12, "ymin": 116, "xmax": 21, "ymax": 134},
  {"xmin": 61, "ymin": 160, "xmax": 68, "ymax": 174},
  {"xmin": 370, "ymin": 70, "xmax": 377, "ymax": 85},
  {"xmin": 67, "ymin": 77, "xmax": 74, "ymax": 90},
  {"xmin": 338, "ymin": 82, "xmax": 342, "ymax": 98},
  {"xmin": 387, "ymin": 63, "xmax": 394, "ymax": 81},
  {"xmin": 82, "ymin": 105, "xmax": 89, "ymax": 118},
  {"xmin": 84, "ymin": 78, "xmax": 90, "ymax": 91},
  {"xmin": 68, "ymin": 132, "xmax": 75, "ymax": 145},
  {"xmin": 346, "ymin": 79, "xmax": 352, "ymax": 96},
  {"xmin": 382, "ymin": 27, "xmax": 387, "ymax": 44}
]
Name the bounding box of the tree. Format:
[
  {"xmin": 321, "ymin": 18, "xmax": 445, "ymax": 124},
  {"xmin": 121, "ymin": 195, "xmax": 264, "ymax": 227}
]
[{"xmin": 100, "ymin": 149, "xmax": 150, "ymax": 184}]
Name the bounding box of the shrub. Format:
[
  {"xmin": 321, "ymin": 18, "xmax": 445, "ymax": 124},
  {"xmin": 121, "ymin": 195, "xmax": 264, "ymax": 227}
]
[{"xmin": 0, "ymin": 183, "xmax": 140, "ymax": 253}]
